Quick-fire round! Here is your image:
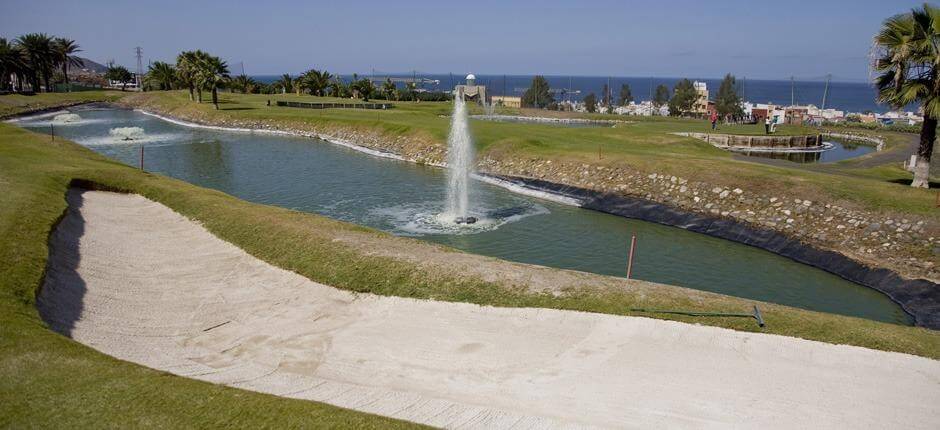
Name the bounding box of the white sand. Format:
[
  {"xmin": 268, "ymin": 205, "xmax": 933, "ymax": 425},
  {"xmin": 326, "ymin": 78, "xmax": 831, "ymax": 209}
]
[{"xmin": 39, "ymin": 190, "xmax": 940, "ymax": 429}]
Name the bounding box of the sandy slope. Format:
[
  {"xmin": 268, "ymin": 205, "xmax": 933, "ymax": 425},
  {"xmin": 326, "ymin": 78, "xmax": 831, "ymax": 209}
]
[{"xmin": 38, "ymin": 190, "xmax": 940, "ymax": 429}]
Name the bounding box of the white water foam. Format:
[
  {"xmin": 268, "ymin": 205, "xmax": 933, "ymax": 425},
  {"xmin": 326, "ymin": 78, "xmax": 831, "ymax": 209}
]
[
  {"xmin": 371, "ymin": 200, "xmax": 549, "ymax": 236},
  {"xmin": 53, "ymin": 113, "xmax": 82, "ymax": 123}
]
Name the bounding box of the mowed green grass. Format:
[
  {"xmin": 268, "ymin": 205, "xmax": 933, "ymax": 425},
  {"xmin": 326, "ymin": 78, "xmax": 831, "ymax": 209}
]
[
  {"xmin": 1, "ymin": 97, "xmax": 939, "ymax": 426},
  {"xmin": 128, "ymin": 91, "xmax": 938, "ymax": 218},
  {"xmin": 0, "ymin": 90, "xmax": 123, "ymax": 117}
]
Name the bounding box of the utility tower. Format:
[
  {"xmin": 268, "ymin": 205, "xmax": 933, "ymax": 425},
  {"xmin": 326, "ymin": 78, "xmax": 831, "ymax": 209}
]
[{"xmin": 134, "ymin": 47, "xmax": 143, "ymax": 89}]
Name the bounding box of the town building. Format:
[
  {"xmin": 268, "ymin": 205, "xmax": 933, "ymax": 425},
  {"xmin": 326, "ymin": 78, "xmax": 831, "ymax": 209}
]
[
  {"xmin": 491, "ymin": 95, "xmax": 521, "ymax": 108},
  {"xmin": 692, "ymin": 81, "xmax": 709, "ymax": 116}
]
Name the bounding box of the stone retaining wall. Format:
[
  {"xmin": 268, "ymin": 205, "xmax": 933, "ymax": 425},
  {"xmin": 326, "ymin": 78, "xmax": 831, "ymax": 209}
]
[{"xmin": 678, "ymin": 132, "xmax": 825, "ymax": 150}]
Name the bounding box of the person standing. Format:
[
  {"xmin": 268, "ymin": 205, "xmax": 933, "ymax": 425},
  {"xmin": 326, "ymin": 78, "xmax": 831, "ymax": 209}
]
[
  {"xmin": 764, "ymin": 115, "xmax": 771, "ymax": 134},
  {"xmin": 710, "ymin": 111, "xmax": 718, "ymax": 130}
]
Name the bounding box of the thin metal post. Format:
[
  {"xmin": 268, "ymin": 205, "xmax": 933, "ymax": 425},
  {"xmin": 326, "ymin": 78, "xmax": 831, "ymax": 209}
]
[
  {"xmin": 626, "ymin": 233, "xmax": 637, "ymax": 278},
  {"xmin": 50, "ymin": 122, "xmax": 54, "ymax": 141},
  {"xmin": 139, "ymin": 145, "xmax": 144, "ymax": 170}
]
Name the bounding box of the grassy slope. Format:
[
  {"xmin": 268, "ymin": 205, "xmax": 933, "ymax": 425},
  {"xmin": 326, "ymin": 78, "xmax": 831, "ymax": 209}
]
[
  {"xmin": 0, "ymin": 90, "xmax": 123, "ymax": 117},
  {"xmin": 127, "ymin": 91, "xmax": 938, "ymax": 218}
]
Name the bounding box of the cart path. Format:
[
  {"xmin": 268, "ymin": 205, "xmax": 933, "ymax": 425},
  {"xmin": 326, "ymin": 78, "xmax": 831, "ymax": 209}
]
[{"xmin": 38, "ymin": 189, "xmax": 940, "ymax": 429}]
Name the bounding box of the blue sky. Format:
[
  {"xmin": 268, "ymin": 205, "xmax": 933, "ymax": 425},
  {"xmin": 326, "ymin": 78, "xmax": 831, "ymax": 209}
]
[{"xmin": 0, "ymin": 0, "xmax": 927, "ymax": 81}]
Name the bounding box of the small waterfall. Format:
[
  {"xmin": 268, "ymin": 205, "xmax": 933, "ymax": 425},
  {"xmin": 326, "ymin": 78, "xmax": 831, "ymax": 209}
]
[
  {"xmin": 109, "ymin": 127, "xmax": 145, "ymax": 141},
  {"xmin": 445, "ymin": 91, "xmax": 475, "ymax": 220}
]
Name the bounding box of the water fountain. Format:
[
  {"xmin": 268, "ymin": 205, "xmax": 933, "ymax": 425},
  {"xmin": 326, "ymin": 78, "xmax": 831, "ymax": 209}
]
[
  {"xmin": 446, "ymin": 74, "xmax": 483, "ymax": 224},
  {"xmin": 109, "ymin": 127, "xmax": 145, "ymax": 141},
  {"xmin": 53, "ymin": 113, "xmax": 82, "ymax": 123}
]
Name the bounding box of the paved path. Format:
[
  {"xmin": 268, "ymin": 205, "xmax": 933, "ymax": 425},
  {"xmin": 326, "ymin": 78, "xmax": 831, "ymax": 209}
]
[{"xmin": 39, "ymin": 190, "xmax": 940, "ymax": 429}]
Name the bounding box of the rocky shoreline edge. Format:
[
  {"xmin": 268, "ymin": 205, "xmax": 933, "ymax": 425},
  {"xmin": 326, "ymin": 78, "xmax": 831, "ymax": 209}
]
[{"xmin": 25, "ymin": 100, "xmax": 938, "ymax": 329}]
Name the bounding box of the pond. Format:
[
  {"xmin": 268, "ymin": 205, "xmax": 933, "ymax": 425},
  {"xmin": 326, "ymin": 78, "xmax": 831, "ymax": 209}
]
[
  {"xmin": 735, "ymin": 140, "xmax": 877, "ymax": 163},
  {"xmin": 13, "ymin": 106, "xmax": 912, "ymax": 325}
]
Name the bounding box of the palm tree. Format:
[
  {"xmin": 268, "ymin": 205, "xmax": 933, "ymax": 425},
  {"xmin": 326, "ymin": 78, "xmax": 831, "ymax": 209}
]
[
  {"xmin": 230, "ymin": 74, "xmax": 258, "ymax": 93},
  {"xmin": 16, "ymin": 33, "xmax": 54, "ymax": 92},
  {"xmin": 329, "ymin": 76, "xmax": 347, "ymax": 97},
  {"xmin": 145, "ymin": 61, "xmax": 176, "ymax": 90},
  {"xmin": 275, "ymin": 73, "xmax": 292, "ymax": 94},
  {"xmin": 292, "ymin": 76, "xmax": 306, "ymax": 95},
  {"xmin": 196, "ymin": 54, "xmax": 230, "ymax": 109},
  {"xmin": 176, "ymin": 50, "xmax": 201, "ymax": 101},
  {"xmin": 105, "ymin": 64, "xmax": 133, "ymax": 91},
  {"xmin": 873, "ymin": 4, "xmax": 940, "ymax": 188},
  {"xmin": 0, "ymin": 38, "xmax": 27, "ymax": 92},
  {"xmin": 300, "ymin": 69, "xmax": 332, "ymax": 96},
  {"xmin": 383, "ymin": 78, "xmax": 397, "ymax": 100},
  {"xmin": 52, "ymin": 38, "xmax": 83, "ymax": 92}
]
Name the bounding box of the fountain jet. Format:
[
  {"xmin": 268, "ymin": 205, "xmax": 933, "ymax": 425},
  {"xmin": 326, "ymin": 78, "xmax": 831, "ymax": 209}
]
[{"xmin": 445, "ymin": 75, "xmax": 481, "ymax": 223}]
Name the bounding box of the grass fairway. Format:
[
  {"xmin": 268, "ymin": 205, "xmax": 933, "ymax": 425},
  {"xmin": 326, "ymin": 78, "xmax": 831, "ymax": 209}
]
[{"xmin": 1, "ymin": 94, "xmax": 938, "ymax": 426}]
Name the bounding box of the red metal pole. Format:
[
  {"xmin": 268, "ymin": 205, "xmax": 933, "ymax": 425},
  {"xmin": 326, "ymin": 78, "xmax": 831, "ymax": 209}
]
[{"xmin": 626, "ymin": 233, "xmax": 637, "ymax": 279}]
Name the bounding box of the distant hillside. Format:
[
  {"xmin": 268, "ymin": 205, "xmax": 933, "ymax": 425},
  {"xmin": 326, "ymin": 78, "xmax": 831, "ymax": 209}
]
[{"xmin": 72, "ymin": 57, "xmax": 109, "ymax": 75}]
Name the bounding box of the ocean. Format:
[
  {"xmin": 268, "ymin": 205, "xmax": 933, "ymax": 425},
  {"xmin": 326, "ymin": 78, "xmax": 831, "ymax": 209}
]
[{"xmin": 252, "ymin": 74, "xmax": 896, "ymax": 114}]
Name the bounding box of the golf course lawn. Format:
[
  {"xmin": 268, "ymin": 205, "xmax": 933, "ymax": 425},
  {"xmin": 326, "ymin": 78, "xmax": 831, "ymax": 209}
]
[{"xmin": 1, "ymin": 92, "xmax": 938, "ymax": 426}]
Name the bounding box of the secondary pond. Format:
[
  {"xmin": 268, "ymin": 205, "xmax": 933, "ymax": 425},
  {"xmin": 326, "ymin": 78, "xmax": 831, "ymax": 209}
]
[
  {"xmin": 14, "ymin": 106, "xmax": 912, "ymax": 325},
  {"xmin": 735, "ymin": 140, "xmax": 877, "ymax": 163}
]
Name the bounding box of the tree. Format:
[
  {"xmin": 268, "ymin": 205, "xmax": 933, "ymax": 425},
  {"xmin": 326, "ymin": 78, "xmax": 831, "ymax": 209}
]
[
  {"xmin": 329, "ymin": 76, "xmax": 347, "ymax": 97},
  {"xmin": 653, "ymin": 84, "xmax": 670, "ymax": 108},
  {"xmin": 601, "ymin": 83, "xmax": 611, "ymax": 107},
  {"xmin": 350, "ymin": 77, "xmax": 375, "ymax": 101},
  {"xmin": 583, "ymin": 92, "xmax": 597, "ymax": 113},
  {"xmin": 618, "ymin": 83, "xmax": 633, "ymax": 106},
  {"xmin": 145, "ymin": 61, "xmax": 176, "ymax": 90},
  {"xmin": 52, "ymin": 38, "xmax": 82, "ymax": 92},
  {"xmin": 522, "ymin": 75, "xmax": 554, "ymax": 109},
  {"xmin": 274, "ymin": 73, "xmax": 292, "ymax": 94},
  {"xmin": 668, "ymin": 79, "xmax": 697, "ymax": 116},
  {"xmin": 105, "ymin": 64, "xmax": 132, "ymax": 91},
  {"xmin": 292, "ymin": 76, "xmax": 306, "ymax": 95},
  {"xmin": 16, "ymin": 33, "xmax": 54, "ymax": 92},
  {"xmin": 382, "ymin": 78, "xmax": 397, "ymax": 100},
  {"xmin": 0, "ymin": 38, "xmax": 27, "ymax": 92},
  {"xmin": 873, "ymin": 4, "xmax": 940, "ymax": 188},
  {"xmin": 230, "ymin": 74, "xmax": 258, "ymax": 94},
  {"xmin": 196, "ymin": 54, "xmax": 230, "ymax": 109},
  {"xmin": 715, "ymin": 73, "xmax": 744, "ymax": 120},
  {"xmin": 176, "ymin": 51, "xmax": 201, "ymax": 101},
  {"xmin": 300, "ymin": 69, "xmax": 332, "ymax": 96}
]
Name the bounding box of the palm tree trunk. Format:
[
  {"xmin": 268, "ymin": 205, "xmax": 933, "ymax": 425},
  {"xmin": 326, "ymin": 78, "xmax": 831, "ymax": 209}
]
[
  {"xmin": 188, "ymin": 84, "xmax": 195, "ymax": 101},
  {"xmin": 197, "ymin": 88, "xmax": 203, "ymax": 103},
  {"xmin": 62, "ymin": 64, "xmax": 71, "ymax": 92},
  {"xmin": 911, "ymin": 116, "xmax": 936, "ymax": 188},
  {"xmin": 212, "ymin": 86, "xmax": 219, "ymax": 110}
]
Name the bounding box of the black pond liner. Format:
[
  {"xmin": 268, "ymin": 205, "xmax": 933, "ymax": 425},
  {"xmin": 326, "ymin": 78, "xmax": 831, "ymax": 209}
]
[{"xmin": 484, "ymin": 174, "xmax": 940, "ymax": 329}]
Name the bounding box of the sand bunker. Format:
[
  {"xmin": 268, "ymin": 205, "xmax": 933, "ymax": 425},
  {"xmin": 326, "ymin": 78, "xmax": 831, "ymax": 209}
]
[{"xmin": 39, "ymin": 189, "xmax": 940, "ymax": 429}]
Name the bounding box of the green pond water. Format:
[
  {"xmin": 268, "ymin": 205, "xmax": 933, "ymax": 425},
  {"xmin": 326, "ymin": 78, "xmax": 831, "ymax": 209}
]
[{"xmin": 14, "ymin": 106, "xmax": 913, "ymax": 325}]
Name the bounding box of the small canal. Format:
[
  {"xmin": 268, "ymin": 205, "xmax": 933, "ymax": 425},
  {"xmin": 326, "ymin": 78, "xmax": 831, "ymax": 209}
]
[{"xmin": 14, "ymin": 106, "xmax": 912, "ymax": 325}]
